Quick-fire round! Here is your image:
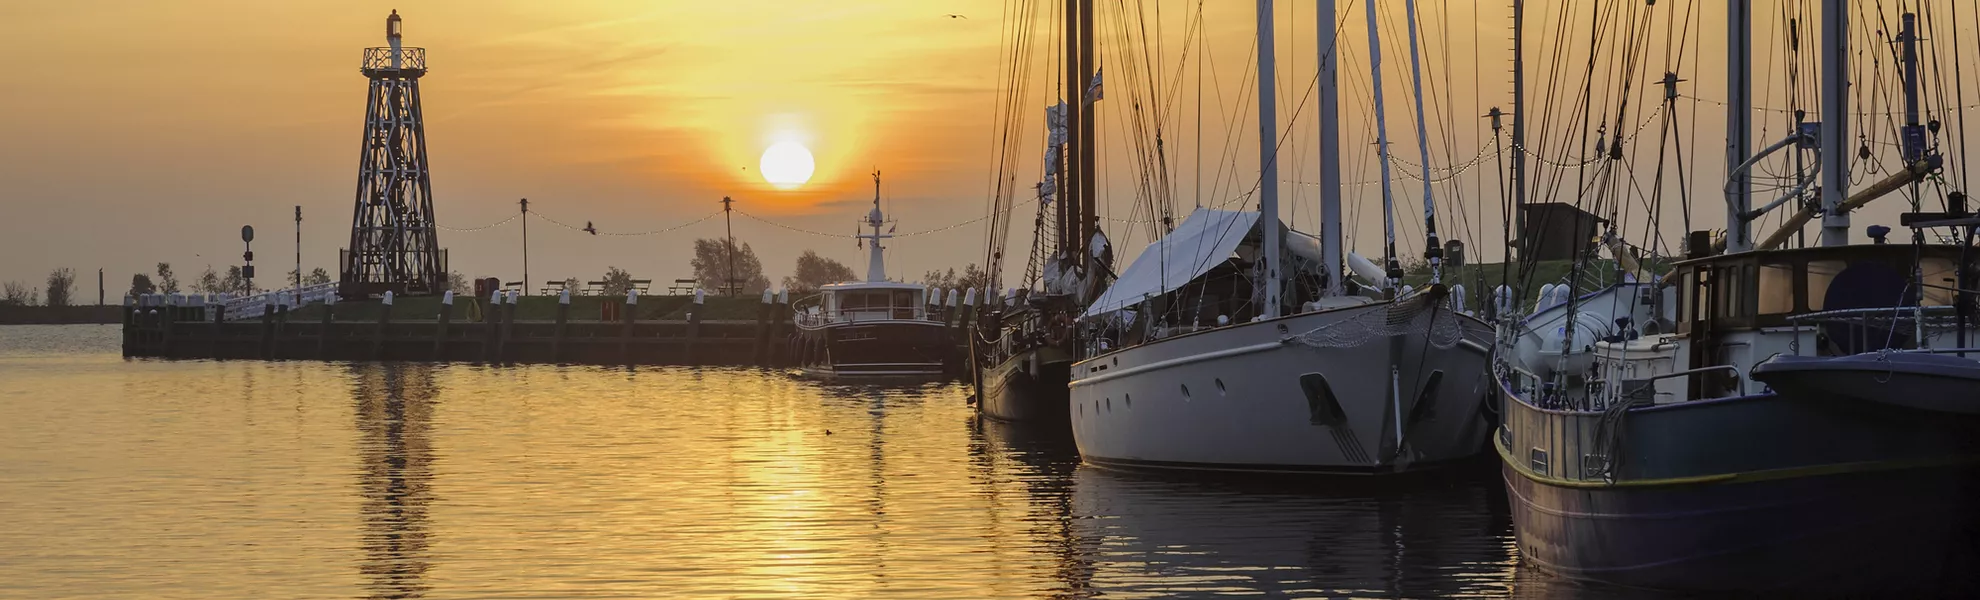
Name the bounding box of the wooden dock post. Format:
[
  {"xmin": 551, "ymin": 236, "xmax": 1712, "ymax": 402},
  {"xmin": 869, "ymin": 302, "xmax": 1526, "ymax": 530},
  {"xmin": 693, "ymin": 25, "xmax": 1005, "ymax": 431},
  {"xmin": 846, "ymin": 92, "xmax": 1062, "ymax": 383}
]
[
  {"xmin": 684, "ymin": 288, "xmax": 704, "ymax": 365},
  {"xmin": 274, "ymin": 293, "xmax": 291, "ymax": 360},
  {"xmin": 210, "ymin": 295, "xmax": 225, "ymax": 358},
  {"xmin": 373, "ymin": 291, "xmax": 394, "ymax": 360},
  {"xmin": 752, "ymin": 289, "xmax": 773, "ymax": 366},
  {"xmin": 433, "ymin": 291, "xmax": 453, "ymax": 360},
  {"xmin": 259, "ymin": 298, "xmax": 276, "ymax": 360},
  {"xmin": 553, "ymin": 288, "xmax": 570, "ymax": 362},
  {"xmin": 773, "ymin": 289, "xmax": 790, "ymax": 366},
  {"xmin": 497, "ymin": 290, "xmax": 517, "ymax": 363},
  {"xmin": 619, "ymin": 289, "xmax": 638, "ymax": 363},
  {"xmin": 320, "ymin": 293, "xmax": 337, "ymax": 359},
  {"xmin": 484, "ymin": 290, "xmax": 503, "ymax": 362}
]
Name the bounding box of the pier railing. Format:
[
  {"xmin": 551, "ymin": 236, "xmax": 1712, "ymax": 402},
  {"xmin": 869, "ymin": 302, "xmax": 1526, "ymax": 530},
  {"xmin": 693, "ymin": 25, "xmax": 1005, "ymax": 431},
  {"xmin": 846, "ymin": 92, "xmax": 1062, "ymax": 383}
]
[{"xmin": 216, "ymin": 283, "xmax": 342, "ymax": 321}]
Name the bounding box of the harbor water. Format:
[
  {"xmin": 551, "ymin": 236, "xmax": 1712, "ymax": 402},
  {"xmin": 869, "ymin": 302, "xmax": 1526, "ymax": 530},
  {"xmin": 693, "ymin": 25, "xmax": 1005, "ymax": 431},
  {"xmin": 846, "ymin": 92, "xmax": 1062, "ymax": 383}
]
[{"xmin": 2, "ymin": 324, "xmax": 1631, "ymax": 598}]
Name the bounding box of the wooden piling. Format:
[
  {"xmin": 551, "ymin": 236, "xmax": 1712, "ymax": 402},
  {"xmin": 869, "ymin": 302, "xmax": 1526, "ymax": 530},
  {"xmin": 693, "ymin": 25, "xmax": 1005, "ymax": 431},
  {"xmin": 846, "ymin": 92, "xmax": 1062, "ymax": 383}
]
[
  {"xmin": 552, "ymin": 289, "xmax": 570, "ymax": 362},
  {"xmin": 752, "ymin": 289, "xmax": 772, "ymax": 366},
  {"xmin": 483, "ymin": 291, "xmax": 503, "ymax": 363},
  {"xmin": 373, "ymin": 291, "xmax": 394, "ymax": 361},
  {"xmin": 433, "ymin": 292, "xmax": 452, "ymax": 360},
  {"xmin": 619, "ymin": 291, "xmax": 637, "ymax": 363},
  {"xmin": 497, "ymin": 290, "xmax": 516, "ymax": 363},
  {"xmin": 320, "ymin": 296, "xmax": 336, "ymax": 359},
  {"xmin": 684, "ymin": 289, "xmax": 705, "ymax": 365}
]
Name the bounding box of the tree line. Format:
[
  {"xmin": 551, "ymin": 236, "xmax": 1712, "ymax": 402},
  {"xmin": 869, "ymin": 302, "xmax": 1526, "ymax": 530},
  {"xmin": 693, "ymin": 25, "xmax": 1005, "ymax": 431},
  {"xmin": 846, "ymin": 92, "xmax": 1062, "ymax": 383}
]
[{"xmin": 0, "ymin": 237, "xmax": 994, "ymax": 307}]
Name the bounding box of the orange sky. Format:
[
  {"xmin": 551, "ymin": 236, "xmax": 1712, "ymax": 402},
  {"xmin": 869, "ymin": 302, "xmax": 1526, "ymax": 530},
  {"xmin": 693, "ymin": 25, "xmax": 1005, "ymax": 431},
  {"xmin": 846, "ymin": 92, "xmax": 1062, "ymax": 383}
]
[{"xmin": 4, "ymin": 1, "xmax": 1977, "ymax": 296}]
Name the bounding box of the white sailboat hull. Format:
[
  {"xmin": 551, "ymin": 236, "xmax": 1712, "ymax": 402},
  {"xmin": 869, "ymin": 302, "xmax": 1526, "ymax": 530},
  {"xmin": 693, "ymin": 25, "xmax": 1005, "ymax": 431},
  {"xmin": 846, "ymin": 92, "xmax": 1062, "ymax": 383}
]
[{"xmin": 1069, "ymin": 301, "xmax": 1493, "ymax": 474}]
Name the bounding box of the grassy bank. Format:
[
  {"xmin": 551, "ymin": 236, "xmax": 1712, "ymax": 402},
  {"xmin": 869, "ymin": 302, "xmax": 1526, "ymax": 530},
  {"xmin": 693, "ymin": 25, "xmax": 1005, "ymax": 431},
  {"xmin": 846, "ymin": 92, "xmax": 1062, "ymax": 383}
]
[{"xmin": 285, "ymin": 294, "xmax": 776, "ymax": 322}]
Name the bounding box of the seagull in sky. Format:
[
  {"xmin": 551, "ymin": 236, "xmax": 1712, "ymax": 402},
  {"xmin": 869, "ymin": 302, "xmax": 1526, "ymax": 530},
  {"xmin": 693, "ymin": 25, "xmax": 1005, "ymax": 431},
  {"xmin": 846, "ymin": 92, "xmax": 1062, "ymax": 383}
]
[
  {"xmin": 583, "ymin": 221, "xmax": 598, "ymax": 235},
  {"xmin": 947, "ymin": 14, "xmax": 967, "ymax": 19}
]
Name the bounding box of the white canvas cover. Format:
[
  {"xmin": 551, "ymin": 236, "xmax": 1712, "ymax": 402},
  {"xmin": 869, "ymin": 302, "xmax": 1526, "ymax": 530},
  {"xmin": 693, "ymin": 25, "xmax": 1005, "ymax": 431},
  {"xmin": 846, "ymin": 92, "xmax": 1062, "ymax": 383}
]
[{"xmin": 1083, "ymin": 208, "xmax": 1261, "ymax": 317}]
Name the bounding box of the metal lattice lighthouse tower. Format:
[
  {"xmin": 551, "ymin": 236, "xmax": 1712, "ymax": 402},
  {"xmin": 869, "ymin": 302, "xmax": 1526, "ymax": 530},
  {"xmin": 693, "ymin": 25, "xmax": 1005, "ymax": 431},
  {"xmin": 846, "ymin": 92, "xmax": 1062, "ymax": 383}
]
[{"xmin": 340, "ymin": 10, "xmax": 445, "ymax": 298}]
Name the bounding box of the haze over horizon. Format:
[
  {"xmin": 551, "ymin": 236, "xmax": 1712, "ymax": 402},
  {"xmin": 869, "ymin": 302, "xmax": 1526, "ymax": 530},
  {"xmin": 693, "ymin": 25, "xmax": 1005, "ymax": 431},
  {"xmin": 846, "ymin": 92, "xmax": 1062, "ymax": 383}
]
[{"xmin": 6, "ymin": 1, "xmax": 1979, "ymax": 298}]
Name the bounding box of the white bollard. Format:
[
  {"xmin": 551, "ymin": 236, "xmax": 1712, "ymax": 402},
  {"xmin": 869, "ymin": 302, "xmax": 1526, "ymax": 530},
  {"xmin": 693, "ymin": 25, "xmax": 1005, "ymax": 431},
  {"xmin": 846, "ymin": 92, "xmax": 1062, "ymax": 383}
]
[
  {"xmin": 490, "ymin": 289, "xmax": 504, "ymax": 305},
  {"xmin": 761, "ymin": 289, "xmax": 773, "ymax": 304},
  {"xmin": 625, "ymin": 289, "xmax": 638, "ymax": 305},
  {"xmin": 964, "ymin": 288, "xmax": 978, "ymax": 306},
  {"xmin": 441, "ymin": 290, "xmax": 455, "ymax": 306},
  {"xmin": 506, "ymin": 289, "xmax": 518, "ymax": 304},
  {"xmin": 382, "ymin": 290, "xmax": 395, "ymax": 306},
  {"xmin": 777, "ymin": 289, "xmax": 788, "ymax": 305},
  {"xmin": 559, "ymin": 288, "xmax": 572, "ymax": 305},
  {"xmin": 694, "ymin": 288, "xmax": 705, "ymax": 305},
  {"xmin": 946, "ymin": 289, "xmax": 959, "ymax": 307}
]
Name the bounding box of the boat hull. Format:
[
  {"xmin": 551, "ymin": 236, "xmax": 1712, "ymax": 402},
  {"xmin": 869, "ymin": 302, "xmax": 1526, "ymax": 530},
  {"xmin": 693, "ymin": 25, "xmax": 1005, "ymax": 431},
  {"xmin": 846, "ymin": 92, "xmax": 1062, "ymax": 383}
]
[
  {"xmin": 1498, "ymin": 379, "xmax": 1980, "ymax": 593},
  {"xmin": 1070, "ymin": 302, "xmax": 1493, "ymax": 474},
  {"xmin": 980, "ymin": 347, "xmax": 1073, "ymax": 424},
  {"xmin": 797, "ymin": 319, "xmax": 951, "ymax": 380}
]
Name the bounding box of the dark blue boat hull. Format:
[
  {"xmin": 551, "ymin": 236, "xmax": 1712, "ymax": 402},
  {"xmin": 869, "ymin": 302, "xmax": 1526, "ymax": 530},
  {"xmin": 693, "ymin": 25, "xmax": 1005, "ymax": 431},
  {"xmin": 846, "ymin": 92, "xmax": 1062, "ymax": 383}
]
[{"xmin": 1504, "ymin": 460, "xmax": 1980, "ymax": 593}]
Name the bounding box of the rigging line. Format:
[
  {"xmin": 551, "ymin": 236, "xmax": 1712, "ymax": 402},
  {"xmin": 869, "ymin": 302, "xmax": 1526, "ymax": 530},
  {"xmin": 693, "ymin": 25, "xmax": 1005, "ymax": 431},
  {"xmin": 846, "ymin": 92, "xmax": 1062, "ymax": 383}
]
[
  {"xmin": 435, "ymin": 212, "xmax": 521, "ymax": 232},
  {"xmin": 524, "ymin": 208, "xmax": 720, "ymax": 237}
]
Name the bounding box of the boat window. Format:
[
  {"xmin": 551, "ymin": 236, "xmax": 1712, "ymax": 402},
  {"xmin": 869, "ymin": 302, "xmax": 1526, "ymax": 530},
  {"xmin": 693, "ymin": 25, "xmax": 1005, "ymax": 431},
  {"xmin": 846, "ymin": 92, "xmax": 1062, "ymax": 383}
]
[
  {"xmin": 1920, "ymin": 258, "xmax": 1957, "ymax": 306},
  {"xmin": 1714, "ymin": 264, "xmax": 1746, "ymax": 319},
  {"xmin": 1806, "ymin": 260, "xmax": 1844, "ymax": 311},
  {"xmin": 1757, "ymin": 263, "xmax": 1796, "ymax": 314},
  {"xmin": 840, "ymin": 293, "xmax": 865, "ymax": 310},
  {"xmin": 894, "ymin": 290, "xmax": 915, "ymax": 308}
]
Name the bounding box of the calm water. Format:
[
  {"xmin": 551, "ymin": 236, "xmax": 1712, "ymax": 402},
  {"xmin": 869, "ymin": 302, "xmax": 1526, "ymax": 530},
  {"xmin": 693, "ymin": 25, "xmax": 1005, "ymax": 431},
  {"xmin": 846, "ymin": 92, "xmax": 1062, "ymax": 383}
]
[{"xmin": 0, "ymin": 324, "xmax": 1622, "ymax": 599}]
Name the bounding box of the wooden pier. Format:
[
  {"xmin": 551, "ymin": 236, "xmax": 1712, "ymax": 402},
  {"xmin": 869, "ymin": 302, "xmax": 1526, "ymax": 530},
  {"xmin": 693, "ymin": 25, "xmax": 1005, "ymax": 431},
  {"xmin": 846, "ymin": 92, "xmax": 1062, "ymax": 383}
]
[{"xmin": 119, "ymin": 289, "xmax": 980, "ymax": 372}]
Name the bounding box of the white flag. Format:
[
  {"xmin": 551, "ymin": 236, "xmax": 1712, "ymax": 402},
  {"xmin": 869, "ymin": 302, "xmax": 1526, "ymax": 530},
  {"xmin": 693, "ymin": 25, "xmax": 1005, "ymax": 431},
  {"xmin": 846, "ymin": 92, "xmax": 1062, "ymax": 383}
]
[{"xmin": 1084, "ymin": 68, "xmax": 1104, "ymax": 105}]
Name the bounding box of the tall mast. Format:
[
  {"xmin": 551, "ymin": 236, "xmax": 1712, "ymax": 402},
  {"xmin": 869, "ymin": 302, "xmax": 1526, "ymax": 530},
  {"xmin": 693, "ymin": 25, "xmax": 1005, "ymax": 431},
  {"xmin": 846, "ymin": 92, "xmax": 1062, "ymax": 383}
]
[
  {"xmin": 1063, "ymin": 0, "xmax": 1081, "ymax": 259},
  {"xmin": 1402, "ymin": 0, "xmax": 1441, "ymax": 284},
  {"xmin": 1726, "ymin": 1, "xmax": 1753, "ymax": 253},
  {"xmin": 1078, "ymin": 0, "xmax": 1097, "ymax": 264},
  {"xmin": 1257, "ymin": 0, "xmax": 1283, "ymax": 317},
  {"xmin": 1510, "ymin": 0, "xmax": 1527, "ymax": 267},
  {"xmin": 1818, "ymin": 0, "xmax": 1849, "ymax": 245},
  {"xmin": 860, "ymin": 171, "xmax": 892, "ymax": 282},
  {"xmin": 1363, "ymin": 0, "xmax": 1402, "ymax": 288},
  {"xmin": 1317, "ymin": 0, "xmax": 1343, "ymax": 297}
]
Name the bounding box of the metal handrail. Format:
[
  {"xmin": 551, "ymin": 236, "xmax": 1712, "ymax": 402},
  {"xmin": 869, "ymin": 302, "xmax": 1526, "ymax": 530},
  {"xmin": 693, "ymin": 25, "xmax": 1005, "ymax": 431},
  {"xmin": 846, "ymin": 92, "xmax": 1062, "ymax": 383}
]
[{"xmin": 362, "ymin": 47, "xmax": 427, "ymax": 71}]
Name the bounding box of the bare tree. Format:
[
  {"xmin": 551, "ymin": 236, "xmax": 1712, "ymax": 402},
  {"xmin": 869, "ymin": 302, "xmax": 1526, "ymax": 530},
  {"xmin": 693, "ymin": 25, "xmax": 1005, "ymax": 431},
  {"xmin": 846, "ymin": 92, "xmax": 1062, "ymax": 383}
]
[
  {"xmin": 155, "ymin": 263, "xmax": 179, "ymax": 294},
  {"xmin": 1, "ymin": 281, "xmax": 33, "ymax": 306},
  {"xmin": 45, "ymin": 268, "xmax": 76, "ymax": 307},
  {"xmin": 193, "ymin": 266, "xmax": 221, "ymax": 294}
]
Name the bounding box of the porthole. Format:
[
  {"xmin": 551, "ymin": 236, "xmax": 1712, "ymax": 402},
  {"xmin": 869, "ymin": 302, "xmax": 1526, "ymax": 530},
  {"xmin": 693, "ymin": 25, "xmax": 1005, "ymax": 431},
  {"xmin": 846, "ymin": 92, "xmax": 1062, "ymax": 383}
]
[
  {"xmin": 1106, "ymin": 397, "xmax": 1112, "ymax": 411},
  {"xmin": 1215, "ymin": 378, "xmax": 1227, "ymax": 395},
  {"xmin": 1181, "ymin": 384, "xmax": 1192, "ymax": 400}
]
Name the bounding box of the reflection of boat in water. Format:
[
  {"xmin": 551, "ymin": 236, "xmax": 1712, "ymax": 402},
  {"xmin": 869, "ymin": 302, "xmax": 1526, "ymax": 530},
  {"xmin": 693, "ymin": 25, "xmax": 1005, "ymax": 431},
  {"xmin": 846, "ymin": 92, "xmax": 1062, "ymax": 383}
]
[
  {"xmin": 1067, "ymin": 464, "xmax": 1514, "ymax": 597},
  {"xmin": 349, "ymin": 362, "xmax": 438, "ymax": 600},
  {"xmin": 793, "ymin": 172, "xmax": 952, "ymax": 380}
]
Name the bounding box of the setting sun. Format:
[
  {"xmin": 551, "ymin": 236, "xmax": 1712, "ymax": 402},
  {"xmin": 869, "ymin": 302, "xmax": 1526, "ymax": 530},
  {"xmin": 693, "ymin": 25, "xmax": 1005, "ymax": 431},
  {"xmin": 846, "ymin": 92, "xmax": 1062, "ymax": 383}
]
[{"xmin": 759, "ymin": 141, "xmax": 815, "ymax": 189}]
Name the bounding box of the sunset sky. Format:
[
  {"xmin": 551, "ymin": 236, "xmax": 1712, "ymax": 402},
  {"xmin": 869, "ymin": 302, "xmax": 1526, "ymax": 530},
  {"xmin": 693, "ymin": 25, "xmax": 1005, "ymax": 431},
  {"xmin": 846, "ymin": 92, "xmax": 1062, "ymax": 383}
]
[{"xmin": 4, "ymin": 1, "xmax": 1977, "ymax": 298}]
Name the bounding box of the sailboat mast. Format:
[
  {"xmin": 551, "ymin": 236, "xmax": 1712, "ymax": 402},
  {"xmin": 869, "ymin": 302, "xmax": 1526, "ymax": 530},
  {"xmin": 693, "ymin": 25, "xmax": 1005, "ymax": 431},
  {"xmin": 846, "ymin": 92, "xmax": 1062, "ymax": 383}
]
[
  {"xmin": 1510, "ymin": 0, "xmax": 1527, "ymax": 267},
  {"xmin": 1079, "ymin": 0, "xmax": 1097, "ymax": 264},
  {"xmin": 1819, "ymin": 0, "xmax": 1850, "ymax": 245},
  {"xmin": 1726, "ymin": 0, "xmax": 1753, "ymax": 253},
  {"xmin": 1257, "ymin": 0, "xmax": 1283, "ymax": 318},
  {"xmin": 1063, "ymin": 0, "xmax": 1081, "ymax": 259},
  {"xmin": 1402, "ymin": 0, "xmax": 1441, "ymax": 284},
  {"xmin": 1363, "ymin": 0, "xmax": 1402, "ymax": 288},
  {"xmin": 1317, "ymin": 0, "xmax": 1344, "ymax": 297}
]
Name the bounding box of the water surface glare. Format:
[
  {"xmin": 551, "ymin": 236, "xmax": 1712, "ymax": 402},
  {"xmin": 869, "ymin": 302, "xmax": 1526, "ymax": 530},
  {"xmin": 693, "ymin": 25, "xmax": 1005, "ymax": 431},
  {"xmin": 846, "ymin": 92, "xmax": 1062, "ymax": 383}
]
[{"xmin": 2, "ymin": 324, "xmax": 1625, "ymax": 598}]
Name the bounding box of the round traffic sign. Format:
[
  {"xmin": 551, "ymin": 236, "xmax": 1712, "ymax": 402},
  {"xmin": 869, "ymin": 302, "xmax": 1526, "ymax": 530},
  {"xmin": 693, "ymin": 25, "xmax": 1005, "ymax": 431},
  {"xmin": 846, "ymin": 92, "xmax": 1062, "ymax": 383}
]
[{"xmin": 241, "ymin": 225, "xmax": 255, "ymax": 243}]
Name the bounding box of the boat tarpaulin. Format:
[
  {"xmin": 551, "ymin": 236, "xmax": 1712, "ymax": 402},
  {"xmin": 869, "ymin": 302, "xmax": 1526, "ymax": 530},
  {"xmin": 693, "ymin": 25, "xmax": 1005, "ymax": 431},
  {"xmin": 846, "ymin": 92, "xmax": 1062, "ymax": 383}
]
[{"xmin": 1083, "ymin": 208, "xmax": 1260, "ymax": 318}]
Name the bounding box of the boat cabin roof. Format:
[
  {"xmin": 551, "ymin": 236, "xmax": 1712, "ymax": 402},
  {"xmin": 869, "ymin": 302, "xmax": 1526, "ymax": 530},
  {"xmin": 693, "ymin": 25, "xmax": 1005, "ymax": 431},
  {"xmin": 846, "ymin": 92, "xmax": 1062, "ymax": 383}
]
[{"xmin": 1670, "ymin": 242, "xmax": 1966, "ymax": 333}]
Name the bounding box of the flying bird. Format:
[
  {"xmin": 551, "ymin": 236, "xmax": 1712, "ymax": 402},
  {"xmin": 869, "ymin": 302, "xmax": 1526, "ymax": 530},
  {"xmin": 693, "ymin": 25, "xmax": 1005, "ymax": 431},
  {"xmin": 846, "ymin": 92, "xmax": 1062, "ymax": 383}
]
[
  {"xmin": 947, "ymin": 14, "xmax": 967, "ymax": 19},
  {"xmin": 583, "ymin": 221, "xmax": 598, "ymax": 235}
]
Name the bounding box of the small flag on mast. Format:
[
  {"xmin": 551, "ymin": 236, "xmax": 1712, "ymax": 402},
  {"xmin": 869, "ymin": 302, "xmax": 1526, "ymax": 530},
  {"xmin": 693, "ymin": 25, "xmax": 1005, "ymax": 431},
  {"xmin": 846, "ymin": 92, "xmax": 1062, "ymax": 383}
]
[{"xmin": 1084, "ymin": 68, "xmax": 1104, "ymax": 105}]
